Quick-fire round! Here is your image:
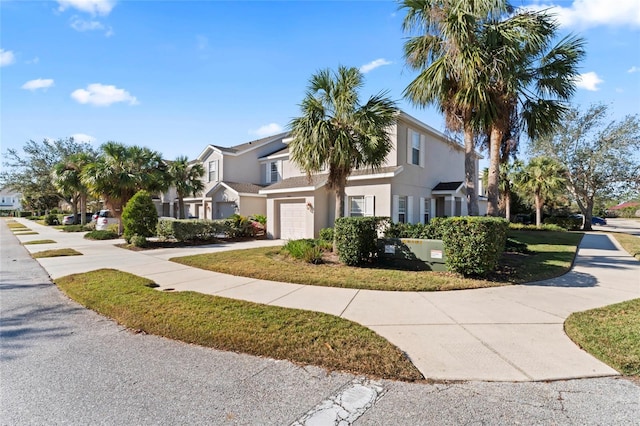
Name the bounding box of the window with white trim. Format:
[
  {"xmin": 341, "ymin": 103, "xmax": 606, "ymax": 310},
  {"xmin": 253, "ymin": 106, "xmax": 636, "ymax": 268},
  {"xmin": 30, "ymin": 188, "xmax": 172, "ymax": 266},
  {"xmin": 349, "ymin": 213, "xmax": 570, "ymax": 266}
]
[
  {"xmin": 398, "ymin": 196, "xmax": 407, "ymax": 223},
  {"xmin": 208, "ymin": 160, "xmax": 218, "ymax": 182},
  {"xmin": 407, "ymin": 129, "xmax": 425, "ymax": 167},
  {"xmin": 347, "ymin": 195, "xmax": 374, "ymax": 217},
  {"xmin": 270, "ymin": 161, "xmax": 279, "ymax": 183},
  {"xmin": 412, "ymin": 132, "xmax": 420, "ymax": 165},
  {"xmin": 421, "ymin": 197, "xmax": 431, "ymax": 224}
]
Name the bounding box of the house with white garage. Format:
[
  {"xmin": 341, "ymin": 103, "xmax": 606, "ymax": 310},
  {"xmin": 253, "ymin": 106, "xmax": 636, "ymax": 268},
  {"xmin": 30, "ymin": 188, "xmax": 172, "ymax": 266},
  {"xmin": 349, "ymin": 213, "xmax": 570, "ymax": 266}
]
[
  {"xmin": 173, "ymin": 133, "xmax": 288, "ymax": 220},
  {"xmin": 172, "ymin": 111, "xmax": 484, "ymax": 238},
  {"xmin": 259, "ymin": 112, "xmax": 485, "ymax": 239}
]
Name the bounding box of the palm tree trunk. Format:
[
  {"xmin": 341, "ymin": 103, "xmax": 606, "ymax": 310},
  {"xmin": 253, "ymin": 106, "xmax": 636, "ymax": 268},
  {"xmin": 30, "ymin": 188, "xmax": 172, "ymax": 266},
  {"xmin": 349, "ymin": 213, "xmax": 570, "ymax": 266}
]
[
  {"xmin": 178, "ymin": 197, "xmax": 185, "ymax": 220},
  {"xmin": 80, "ymin": 193, "xmax": 87, "ymax": 225},
  {"xmin": 334, "ymin": 185, "xmax": 346, "ymax": 253},
  {"xmin": 504, "ymin": 190, "xmax": 511, "ymax": 222},
  {"xmin": 535, "ymin": 193, "xmax": 542, "ymax": 228},
  {"xmin": 487, "ymin": 126, "xmax": 503, "ymax": 216},
  {"xmin": 464, "ymin": 123, "xmax": 479, "ymax": 216}
]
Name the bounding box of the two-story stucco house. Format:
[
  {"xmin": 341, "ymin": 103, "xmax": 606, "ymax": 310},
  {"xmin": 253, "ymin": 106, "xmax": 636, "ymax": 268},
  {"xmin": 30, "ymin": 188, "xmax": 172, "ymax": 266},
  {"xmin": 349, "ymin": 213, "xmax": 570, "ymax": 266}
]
[
  {"xmin": 174, "ymin": 111, "xmax": 485, "ymax": 238},
  {"xmin": 0, "ymin": 188, "xmax": 22, "ymax": 214},
  {"xmin": 260, "ymin": 112, "xmax": 485, "ymax": 239}
]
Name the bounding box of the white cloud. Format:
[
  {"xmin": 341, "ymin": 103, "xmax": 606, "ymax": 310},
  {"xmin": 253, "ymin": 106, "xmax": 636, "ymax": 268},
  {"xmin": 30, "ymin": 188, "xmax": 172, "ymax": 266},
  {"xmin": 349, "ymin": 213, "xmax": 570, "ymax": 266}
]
[
  {"xmin": 26, "ymin": 56, "xmax": 40, "ymax": 64},
  {"xmin": 527, "ymin": 0, "xmax": 640, "ymax": 29},
  {"xmin": 359, "ymin": 58, "xmax": 392, "ymax": 74},
  {"xmin": 249, "ymin": 123, "xmax": 283, "ymax": 137},
  {"xmin": 21, "ymin": 78, "xmax": 55, "ymax": 91},
  {"xmin": 0, "ymin": 49, "xmax": 16, "ymax": 67},
  {"xmin": 70, "ymin": 133, "xmax": 97, "ymax": 143},
  {"xmin": 70, "ymin": 16, "xmax": 113, "ymax": 36},
  {"xmin": 628, "ymin": 66, "xmax": 640, "ymax": 73},
  {"xmin": 573, "ymin": 72, "xmax": 604, "ymax": 91},
  {"xmin": 57, "ymin": 0, "xmax": 116, "ymax": 16},
  {"xmin": 71, "ymin": 83, "xmax": 138, "ymax": 106}
]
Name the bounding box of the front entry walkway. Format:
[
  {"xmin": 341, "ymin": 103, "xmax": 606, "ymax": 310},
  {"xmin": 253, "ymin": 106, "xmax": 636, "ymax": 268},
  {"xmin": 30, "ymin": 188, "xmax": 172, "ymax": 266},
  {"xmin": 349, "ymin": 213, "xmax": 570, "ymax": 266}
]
[{"xmin": 12, "ymin": 219, "xmax": 640, "ymax": 381}]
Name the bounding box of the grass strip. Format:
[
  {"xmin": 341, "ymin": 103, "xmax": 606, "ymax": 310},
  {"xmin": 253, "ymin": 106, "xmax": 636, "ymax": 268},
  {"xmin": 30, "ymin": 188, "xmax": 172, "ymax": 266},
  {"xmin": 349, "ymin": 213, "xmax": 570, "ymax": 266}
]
[
  {"xmin": 23, "ymin": 239, "xmax": 56, "ymax": 245},
  {"xmin": 171, "ymin": 231, "xmax": 582, "ymax": 291},
  {"xmin": 609, "ymin": 233, "xmax": 640, "ymax": 261},
  {"xmin": 33, "ymin": 248, "xmax": 82, "ymax": 258},
  {"xmin": 7, "ymin": 222, "xmax": 28, "ymax": 229},
  {"xmin": 13, "ymin": 231, "xmax": 38, "ymax": 235},
  {"xmin": 56, "ymin": 269, "xmax": 423, "ymax": 381},
  {"xmin": 565, "ymin": 298, "xmax": 640, "ymax": 376}
]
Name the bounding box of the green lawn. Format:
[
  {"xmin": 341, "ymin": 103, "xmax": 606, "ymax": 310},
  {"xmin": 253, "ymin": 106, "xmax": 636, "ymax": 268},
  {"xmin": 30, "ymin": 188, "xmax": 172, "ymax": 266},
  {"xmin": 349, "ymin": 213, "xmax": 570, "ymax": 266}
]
[
  {"xmin": 23, "ymin": 239, "xmax": 56, "ymax": 245},
  {"xmin": 610, "ymin": 232, "xmax": 640, "ymax": 261},
  {"xmin": 56, "ymin": 269, "xmax": 423, "ymax": 381},
  {"xmin": 171, "ymin": 230, "xmax": 583, "ymax": 291},
  {"xmin": 33, "ymin": 248, "xmax": 82, "ymax": 258},
  {"xmin": 565, "ymin": 298, "xmax": 640, "ymax": 376}
]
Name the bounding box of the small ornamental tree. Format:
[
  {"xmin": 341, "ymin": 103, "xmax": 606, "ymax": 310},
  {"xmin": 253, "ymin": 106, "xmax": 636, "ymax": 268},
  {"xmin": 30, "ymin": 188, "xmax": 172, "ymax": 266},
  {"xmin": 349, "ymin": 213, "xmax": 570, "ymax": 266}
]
[{"xmin": 121, "ymin": 190, "xmax": 158, "ymax": 244}]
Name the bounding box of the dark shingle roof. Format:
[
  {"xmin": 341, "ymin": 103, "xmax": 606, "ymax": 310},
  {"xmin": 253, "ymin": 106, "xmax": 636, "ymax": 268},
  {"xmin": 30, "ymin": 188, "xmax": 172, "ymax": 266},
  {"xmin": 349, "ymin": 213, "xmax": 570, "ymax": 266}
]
[
  {"xmin": 261, "ymin": 166, "xmax": 402, "ymax": 192},
  {"xmin": 432, "ymin": 181, "xmax": 464, "ymax": 191},
  {"xmin": 212, "ymin": 132, "xmax": 289, "ymax": 154},
  {"xmin": 223, "ymin": 182, "xmax": 265, "ymax": 194}
]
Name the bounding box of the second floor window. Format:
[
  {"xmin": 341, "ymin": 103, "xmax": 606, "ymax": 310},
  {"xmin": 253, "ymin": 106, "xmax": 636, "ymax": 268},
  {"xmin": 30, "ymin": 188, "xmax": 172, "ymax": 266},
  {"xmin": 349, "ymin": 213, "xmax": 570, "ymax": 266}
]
[
  {"xmin": 398, "ymin": 196, "xmax": 407, "ymax": 223},
  {"xmin": 270, "ymin": 161, "xmax": 279, "ymax": 183},
  {"xmin": 412, "ymin": 132, "xmax": 420, "ymax": 166},
  {"xmin": 208, "ymin": 160, "xmax": 218, "ymax": 182}
]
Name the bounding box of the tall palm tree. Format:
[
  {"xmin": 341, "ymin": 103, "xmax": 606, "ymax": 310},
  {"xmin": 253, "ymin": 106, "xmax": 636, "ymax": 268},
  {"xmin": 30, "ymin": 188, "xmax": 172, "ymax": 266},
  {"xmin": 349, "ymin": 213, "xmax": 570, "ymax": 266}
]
[
  {"xmin": 401, "ymin": 0, "xmax": 509, "ymax": 216},
  {"xmin": 168, "ymin": 156, "xmax": 205, "ymax": 219},
  {"xmin": 482, "ymin": 158, "xmax": 522, "ymax": 221},
  {"xmin": 482, "ymin": 10, "xmax": 585, "ymax": 215},
  {"xmin": 52, "ymin": 152, "xmax": 95, "ymax": 225},
  {"xmin": 289, "ymin": 66, "xmax": 398, "ymax": 224},
  {"xmin": 514, "ymin": 156, "xmax": 566, "ymax": 228},
  {"xmin": 82, "ymin": 142, "xmax": 168, "ymax": 232}
]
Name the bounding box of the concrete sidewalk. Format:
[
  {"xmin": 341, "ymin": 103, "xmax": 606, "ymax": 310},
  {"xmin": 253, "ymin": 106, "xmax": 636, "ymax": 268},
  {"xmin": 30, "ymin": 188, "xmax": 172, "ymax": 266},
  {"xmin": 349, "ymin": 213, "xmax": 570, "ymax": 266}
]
[{"xmin": 10, "ymin": 218, "xmax": 640, "ymax": 382}]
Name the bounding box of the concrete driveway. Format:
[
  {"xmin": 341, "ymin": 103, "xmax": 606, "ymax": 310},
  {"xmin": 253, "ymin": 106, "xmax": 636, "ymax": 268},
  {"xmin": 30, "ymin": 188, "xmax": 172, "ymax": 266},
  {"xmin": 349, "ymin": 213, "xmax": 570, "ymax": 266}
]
[{"xmin": 10, "ymin": 218, "xmax": 640, "ymax": 382}]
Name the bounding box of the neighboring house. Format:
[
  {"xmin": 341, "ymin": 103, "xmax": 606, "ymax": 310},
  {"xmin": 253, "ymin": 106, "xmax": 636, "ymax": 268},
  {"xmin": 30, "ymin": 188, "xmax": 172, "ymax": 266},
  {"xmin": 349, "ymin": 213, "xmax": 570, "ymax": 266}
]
[
  {"xmin": 260, "ymin": 112, "xmax": 486, "ymax": 239},
  {"xmin": 175, "ymin": 133, "xmax": 288, "ymax": 219},
  {"xmin": 173, "ymin": 111, "xmax": 485, "ymax": 238},
  {"xmin": 0, "ymin": 188, "xmax": 22, "ymax": 213}
]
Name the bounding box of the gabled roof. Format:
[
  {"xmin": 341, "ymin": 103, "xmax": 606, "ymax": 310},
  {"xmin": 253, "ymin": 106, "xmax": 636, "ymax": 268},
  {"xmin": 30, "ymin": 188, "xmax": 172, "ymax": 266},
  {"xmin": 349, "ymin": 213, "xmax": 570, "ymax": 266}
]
[
  {"xmin": 432, "ymin": 181, "xmax": 465, "ymax": 192},
  {"xmin": 259, "ymin": 166, "xmax": 403, "ymax": 195},
  {"xmin": 197, "ymin": 132, "xmax": 290, "ymax": 161},
  {"xmin": 206, "ymin": 181, "xmax": 266, "ymax": 197},
  {"xmin": 608, "ymin": 201, "xmax": 640, "ymax": 210},
  {"xmin": 258, "ymin": 146, "xmax": 289, "ymax": 160}
]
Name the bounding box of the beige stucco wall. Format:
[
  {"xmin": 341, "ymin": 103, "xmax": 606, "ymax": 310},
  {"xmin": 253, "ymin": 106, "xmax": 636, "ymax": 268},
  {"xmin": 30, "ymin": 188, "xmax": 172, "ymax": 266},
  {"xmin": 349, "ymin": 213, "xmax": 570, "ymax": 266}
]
[{"xmin": 238, "ymin": 196, "xmax": 266, "ymax": 217}]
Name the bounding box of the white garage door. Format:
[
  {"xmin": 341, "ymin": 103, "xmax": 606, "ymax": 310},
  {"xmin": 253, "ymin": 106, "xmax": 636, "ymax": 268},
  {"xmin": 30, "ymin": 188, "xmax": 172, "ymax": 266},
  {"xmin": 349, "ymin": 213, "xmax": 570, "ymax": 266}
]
[{"xmin": 280, "ymin": 202, "xmax": 307, "ymax": 240}]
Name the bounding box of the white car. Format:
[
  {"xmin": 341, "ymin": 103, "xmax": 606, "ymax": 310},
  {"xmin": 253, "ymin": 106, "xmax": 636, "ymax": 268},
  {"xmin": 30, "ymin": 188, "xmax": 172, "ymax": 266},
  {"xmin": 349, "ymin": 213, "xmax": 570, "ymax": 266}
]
[{"xmin": 95, "ymin": 210, "xmax": 119, "ymax": 231}]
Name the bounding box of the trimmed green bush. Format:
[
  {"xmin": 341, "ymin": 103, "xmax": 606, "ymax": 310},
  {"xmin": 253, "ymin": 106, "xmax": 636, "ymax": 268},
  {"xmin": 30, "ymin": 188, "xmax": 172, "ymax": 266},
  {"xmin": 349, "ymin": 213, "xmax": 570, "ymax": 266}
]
[
  {"xmin": 319, "ymin": 227, "xmax": 334, "ymax": 243},
  {"xmin": 544, "ymin": 216, "xmax": 582, "ymax": 231},
  {"xmin": 44, "ymin": 213, "xmax": 59, "ymax": 226},
  {"xmin": 122, "ymin": 190, "xmax": 158, "ymax": 243},
  {"xmin": 130, "ymin": 235, "xmax": 148, "ymax": 248},
  {"xmin": 509, "ymin": 223, "xmax": 566, "ymax": 232},
  {"xmin": 383, "ymin": 222, "xmax": 441, "ymax": 239},
  {"xmin": 439, "ymin": 217, "xmax": 508, "ymax": 277},
  {"xmin": 157, "ymin": 218, "xmax": 230, "ymax": 242},
  {"xmin": 335, "ymin": 217, "xmax": 386, "ymax": 266},
  {"xmin": 84, "ymin": 230, "xmax": 119, "ymax": 240}
]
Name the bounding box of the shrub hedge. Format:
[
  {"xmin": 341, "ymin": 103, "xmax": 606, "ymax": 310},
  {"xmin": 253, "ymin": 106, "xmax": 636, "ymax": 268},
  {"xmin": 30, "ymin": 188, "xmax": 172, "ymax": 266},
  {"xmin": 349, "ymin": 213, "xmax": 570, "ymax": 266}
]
[
  {"xmin": 334, "ymin": 217, "xmax": 387, "ymax": 266},
  {"xmin": 438, "ymin": 217, "xmax": 508, "ymax": 277},
  {"xmin": 122, "ymin": 190, "xmax": 158, "ymax": 244},
  {"xmin": 157, "ymin": 218, "xmax": 231, "ymax": 242},
  {"xmin": 543, "ymin": 216, "xmax": 582, "ymax": 231},
  {"xmin": 319, "ymin": 227, "xmax": 334, "ymax": 243}
]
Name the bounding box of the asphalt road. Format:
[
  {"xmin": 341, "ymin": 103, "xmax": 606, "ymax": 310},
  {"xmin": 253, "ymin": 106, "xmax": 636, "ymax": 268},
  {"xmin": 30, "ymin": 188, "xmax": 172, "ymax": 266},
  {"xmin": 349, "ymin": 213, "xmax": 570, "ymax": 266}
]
[{"xmin": 1, "ymin": 221, "xmax": 639, "ymax": 425}]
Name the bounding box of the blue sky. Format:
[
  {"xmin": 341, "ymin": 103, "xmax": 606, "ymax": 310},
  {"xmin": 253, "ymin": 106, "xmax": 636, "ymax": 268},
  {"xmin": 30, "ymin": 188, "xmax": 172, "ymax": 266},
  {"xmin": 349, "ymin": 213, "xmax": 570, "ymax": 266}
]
[{"xmin": 1, "ymin": 0, "xmax": 639, "ymax": 163}]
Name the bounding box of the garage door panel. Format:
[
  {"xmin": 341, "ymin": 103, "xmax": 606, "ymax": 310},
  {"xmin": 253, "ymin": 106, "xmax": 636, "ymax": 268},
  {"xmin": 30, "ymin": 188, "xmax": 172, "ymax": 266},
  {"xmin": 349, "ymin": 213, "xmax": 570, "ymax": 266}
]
[{"xmin": 280, "ymin": 202, "xmax": 306, "ymax": 240}]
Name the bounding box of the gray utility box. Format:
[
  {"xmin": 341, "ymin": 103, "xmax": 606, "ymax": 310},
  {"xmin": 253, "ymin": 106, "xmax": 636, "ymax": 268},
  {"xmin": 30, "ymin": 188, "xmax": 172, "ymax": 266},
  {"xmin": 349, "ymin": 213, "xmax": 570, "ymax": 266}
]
[{"xmin": 378, "ymin": 238, "xmax": 447, "ymax": 272}]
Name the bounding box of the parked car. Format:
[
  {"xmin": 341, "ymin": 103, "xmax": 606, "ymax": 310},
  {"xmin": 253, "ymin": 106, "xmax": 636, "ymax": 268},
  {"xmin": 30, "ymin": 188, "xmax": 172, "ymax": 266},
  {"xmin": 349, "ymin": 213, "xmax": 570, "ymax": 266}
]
[
  {"xmin": 95, "ymin": 209, "xmax": 119, "ymax": 231},
  {"xmin": 592, "ymin": 216, "xmax": 607, "ymax": 226},
  {"xmin": 62, "ymin": 212, "xmax": 94, "ymax": 225}
]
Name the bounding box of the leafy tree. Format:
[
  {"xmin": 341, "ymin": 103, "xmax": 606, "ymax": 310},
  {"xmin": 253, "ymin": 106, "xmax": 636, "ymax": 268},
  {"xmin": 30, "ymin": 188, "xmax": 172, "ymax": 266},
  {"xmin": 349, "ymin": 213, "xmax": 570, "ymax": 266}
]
[
  {"xmin": 514, "ymin": 157, "xmax": 566, "ymax": 228},
  {"xmin": 121, "ymin": 190, "xmax": 158, "ymax": 244},
  {"xmin": 82, "ymin": 142, "xmax": 168, "ymax": 233},
  {"xmin": 167, "ymin": 156, "xmax": 205, "ymax": 219},
  {"xmin": 0, "ymin": 138, "xmax": 95, "ymax": 213},
  {"xmin": 52, "ymin": 152, "xmax": 96, "ymax": 224},
  {"xmin": 289, "ymin": 66, "xmax": 398, "ymax": 228},
  {"xmin": 401, "ymin": 0, "xmax": 508, "ymax": 216},
  {"xmin": 530, "ymin": 104, "xmax": 640, "ymax": 230}
]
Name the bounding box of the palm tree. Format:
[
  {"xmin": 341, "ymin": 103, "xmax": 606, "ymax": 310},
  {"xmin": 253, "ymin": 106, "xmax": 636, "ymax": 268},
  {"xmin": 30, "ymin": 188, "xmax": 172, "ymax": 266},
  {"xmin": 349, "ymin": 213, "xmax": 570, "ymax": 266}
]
[
  {"xmin": 481, "ymin": 10, "xmax": 585, "ymax": 215},
  {"xmin": 82, "ymin": 142, "xmax": 169, "ymax": 233},
  {"xmin": 401, "ymin": 0, "xmax": 509, "ymax": 216},
  {"xmin": 168, "ymin": 156, "xmax": 205, "ymax": 219},
  {"xmin": 52, "ymin": 152, "xmax": 95, "ymax": 225},
  {"xmin": 482, "ymin": 158, "xmax": 522, "ymax": 221},
  {"xmin": 514, "ymin": 157, "xmax": 566, "ymax": 228},
  {"xmin": 289, "ymin": 66, "xmax": 398, "ymax": 224}
]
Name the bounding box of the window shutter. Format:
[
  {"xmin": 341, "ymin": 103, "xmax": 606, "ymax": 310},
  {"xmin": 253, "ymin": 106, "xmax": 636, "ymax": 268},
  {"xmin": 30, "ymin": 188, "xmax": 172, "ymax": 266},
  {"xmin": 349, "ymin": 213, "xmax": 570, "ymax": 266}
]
[
  {"xmin": 392, "ymin": 195, "xmax": 399, "ymax": 223},
  {"xmin": 261, "ymin": 163, "xmax": 267, "ymax": 184},
  {"xmin": 215, "ymin": 160, "xmax": 220, "ymax": 181},
  {"xmin": 407, "ymin": 128, "xmax": 413, "ymax": 164},
  {"xmin": 277, "ymin": 160, "xmax": 283, "ymax": 181},
  {"xmin": 407, "ymin": 196, "xmax": 414, "ymax": 223},
  {"xmin": 420, "ymin": 135, "xmax": 426, "ymax": 168},
  {"xmin": 344, "ymin": 197, "xmax": 350, "ymax": 217},
  {"xmin": 364, "ymin": 195, "xmax": 375, "ymax": 217},
  {"xmin": 419, "ymin": 197, "xmax": 425, "ymax": 224}
]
